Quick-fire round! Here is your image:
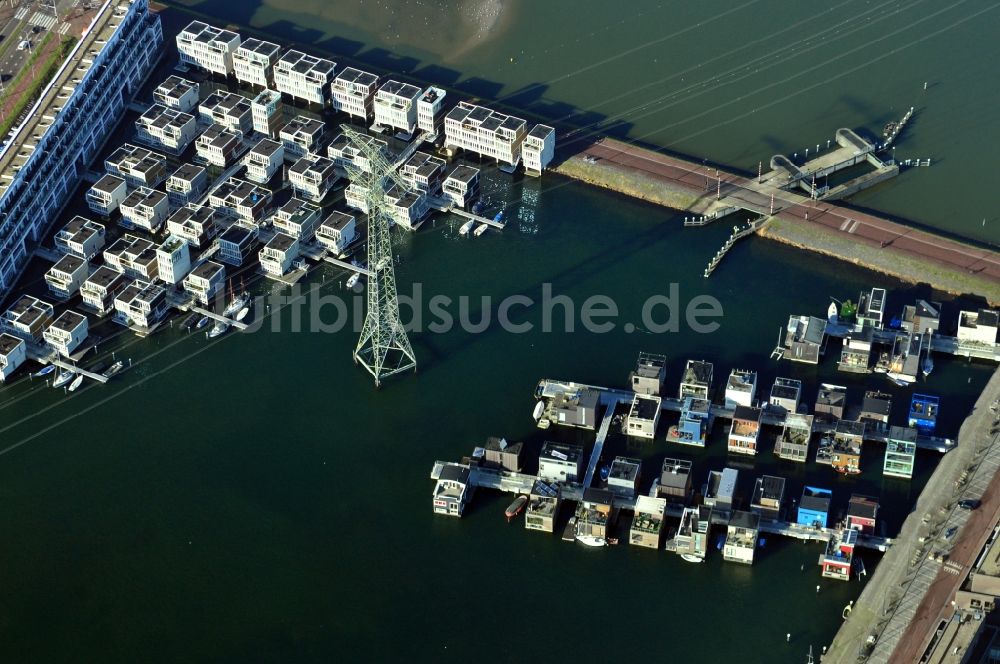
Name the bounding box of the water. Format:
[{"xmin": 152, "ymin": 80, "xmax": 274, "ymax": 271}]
[{"xmin": 0, "ymin": 2, "xmax": 996, "ymax": 661}]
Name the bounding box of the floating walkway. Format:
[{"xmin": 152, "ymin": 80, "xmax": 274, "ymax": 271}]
[
  {"xmin": 703, "ymin": 216, "xmax": 769, "ymax": 277},
  {"xmin": 427, "ymin": 196, "xmax": 505, "ymax": 229}
]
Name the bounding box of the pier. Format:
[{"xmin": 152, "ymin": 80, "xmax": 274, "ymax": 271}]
[
  {"xmin": 703, "ymin": 216, "xmax": 769, "ymax": 278},
  {"xmin": 426, "ymin": 196, "xmax": 505, "ymax": 229}
]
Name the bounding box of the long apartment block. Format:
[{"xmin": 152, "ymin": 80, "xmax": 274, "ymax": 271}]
[
  {"xmin": 176, "ymin": 20, "xmax": 240, "ymax": 76},
  {"xmin": 0, "ymin": 0, "xmax": 161, "ymax": 301},
  {"xmin": 330, "ymin": 67, "xmax": 379, "ymax": 122},
  {"xmin": 444, "ymin": 101, "xmax": 528, "ymax": 167},
  {"xmin": 233, "ymin": 38, "xmax": 281, "ymax": 88},
  {"xmin": 273, "ymin": 50, "xmax": 336, "ymax": 106}
]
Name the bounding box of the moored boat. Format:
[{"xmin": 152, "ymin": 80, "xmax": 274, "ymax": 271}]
[
  {"xmin": 505, "ymin": 495, "xmax": 528, "ymax": 522},
  {"xmin": 458, "ymin": 220, "xmax": 474, "ymax": 236},
  {"xmin": 680, "ymin": 554, "xmax": 704, "ymax": 563},
  {"xmin": 575, "ymin": 534, "xmax": 606, "ymax": 547},
  {"xmin": 34, "ymin": 365, "xmax": 55, "ymax": 378},
  {"xmin": 236, "ymin": 306, "xmax": 250, "ymax": 323},
  {"xmin": 207, "ymin": 321, "xmax": 229, "ymax": 339},
  {"xmin": 346, "ymin": 273, "xmax": 360, "ymax": 289},
  {"xmin": 531, "ymin": 400, "xmax": 545, "ymax": 421},
  {"xmin": 67, "ymin": 375, "xmax": 84, "ymax": 392},
  {"xmin": 106, "ymin": 361, "xmax": 124, "ymax": 377},
  {"xmin": 196, "ymin": 316, "xmax": 210, "ymax": 330},
  {"xmin": 473, "ymin": 223, "xmax": 488, "ymax": 237},
  {"xmin": 52, "ymin": 368, "xmax": 75, "ymax": 388}
]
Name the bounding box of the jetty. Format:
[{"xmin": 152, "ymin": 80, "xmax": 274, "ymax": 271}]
[
  {"xmin": 703, "ymin": 216, "xmax": 769, "ymax": 277},
  {"xmin": 427, "ymin": 196, "xmax": 505, "ymax": 229}
]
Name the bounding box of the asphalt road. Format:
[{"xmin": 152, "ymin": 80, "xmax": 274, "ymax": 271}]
[{"xmin": 0, "ymin": 0, "xmax": 75, "ymax": 97}]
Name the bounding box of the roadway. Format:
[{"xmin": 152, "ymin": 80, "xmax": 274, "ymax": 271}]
[{"xmin": 0, "ymin": 0, "xmax": 75, "ymax": 98}]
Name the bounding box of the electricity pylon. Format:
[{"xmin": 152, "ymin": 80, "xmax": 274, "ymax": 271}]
[{"xmin": 340, "ymin": 125, "xmax": 416, "ymax": 387}]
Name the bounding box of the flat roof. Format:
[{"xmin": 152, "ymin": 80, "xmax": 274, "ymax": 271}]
[
  {"xmin": 335, "ymin": 66, "xmax": 379, "ymax": 87},
  {"xmin": 540, "ymin": 441, "xmax": 583, "ymax": 464},
  {"xmin": 729, "ymin": 510, "xmax": 759, "ymax": 530},
  {"xmin": 320, "ymin": 211, "xmax": 355, "ymax": 231},
  {"xmin": 190, "ymin": 260, "xmax": 224, "ymax": 280},
  {"xmin": 0, "ymin": 332, "xmax": 23, "ymax": 354},
  {"xmin": 378, "ymin": 79, "xmax": 421, "ymax": 100},
  {"xmin": 50, "ymin": 309, "xmax": 86, "ymax": 332}
]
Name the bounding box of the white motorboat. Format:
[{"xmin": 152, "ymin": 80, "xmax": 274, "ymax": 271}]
[
  {"xmin": 680, "ymin": 554, "xmax": 705, "ymax": 563},
  {"xmin": 346, "ymin": 273, "xmax": 360, "ymax": 289},
  {"xmin": 575, "ymin": 535, "xmax": 606, "ymax": 547},
  {"xmin": 473, "ymin": 223, "xmax": 488, "ymax": 237},
  {"xmin": 106, "ymin": 361, "xmax": 124, "ymax": 377},
  {"xmin": 235, "ymin": 306, "xmax": 250, "ymax": 323},
  {"xmin": 458, "ymin": 220, "xmax": 474, "ymax": 236},
  {"xmin": 207, "ymin": 321, "xmax": 229, "ymax": 339},
  {"xmin": 827, "ymin": 301, "xmax": 838, "ymax": 323},
  {"xmin": 67, "ymin": 375, "xmax": 84, "ymax": 392},
  {"xmin": 531, "ymin": 400, "xmax": 545, "ymax": 420},
  {"xmin": 52, "ymin": 368, "xmax": 76, "ymax": 388}
]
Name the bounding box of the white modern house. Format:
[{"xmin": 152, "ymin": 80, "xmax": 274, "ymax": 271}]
[
  {"xmin": 195, "ymin": 124, "xmax": 243, "ymax": 167},
  {"xmin": 166, "ymin": 204, "xmax": 217, "ymax": 248},
  {"xmin": 417, "ymin": 86, "xmax": 447, "ymax": 136},
  {"xmin": 244, "ymin": 138, "xmax": 284, "ymax": 184},
  {"xmin": 183, "ymin": 260, "xmax": 226, "ymax": 305},
  {"xmin": 250, "ymin": 89, "xmax": 284, "ymax": 138},
  {"xmin": 444, "ymin": 101, "xmax": 528, "ymax": 168},
  {"xmin": 134, "ymin": 104, "xmax": 198, "ymax": 154},
  {"xmin": 330, "ymin": 67, "xmax": 379, "ymax": 121},
  {"xmin": 327, "ymin": 132, "xmax": 387, "ymax": 175},
  {"xmin": 153, "ymin": 75, "xmax": 200, "ymax": 113},
  {"xmin": 54, "ymin": 216, "xmax": 105, "ymax": 260},
  {"xmin": 441, "ymin": 165, "xmax": 480, "ymax": 208},
  {"xmin": 44, "ymin": 254, "xmax": 90, "ymax": 299},
  {"xmin": 373, "ymin": 79, "xmax": 422, "ymax": 134},
  {"xmin": 105, "ymin": 143, "xmax": 168, "ymax": 188},
  {"xmin": 0, "ymin": 333, "xmax": 26, "ymax": 383},
  {"xmin": 279, "ymin": 115, "xmax": 325, "ymax": 159},
  {"xmin": 86, "ymin": 174, "xmax": 127, "ymax": 216},
  {"xmin": 523, "ymin": 124, "xmax": 556, "ymax": 175},
  {"xmin": 271, "ymin": 197, "xmax": 321, "ymax": 242},
  {"xmin": 43, "ymin": 310, "xmax": 89, "ymax": 358},
  {"xmin": 114, "ymin": 280, "xmax": 168, "ymax": 329},
  {"xmin": 155, "ymin": 235, "xmax": 192, "ymax": 285},
  {"xmin": 400, "ymin": 151, "xmax": 446, "ymax": 194},
  {"xmin": 208, "ymin": 178, "xmax": 272, "ymax": 224},
  {"xmin": 176, "ymin": 20, "xmax": 241, "ymax": 76},
  {"xmin": 316, "ymin": 211, "xmax": 356, "ymax": 255},
  {"xmin": 199, "ymin": 90, "xmax": 253, "ymax": 134},
  {"xmin": 288, "ymin": 154, "xmax": 339, "ymax": 202},
  {"xmin": 103, "ymin": 235, "xmax": 159, "ymax": 281},
  {"xmin": 273, "ymin": 49, "xmax": 335, "ymax": 105},
  {"xmin": 232, "ymin": 37, "xmax": 281, "ymax": 88},
  {"xmin": 259, "ymin": 232, "xmax": 299, "ymax": 277},
  {"xmin": 80, "ymin": 266, "xmax": 127, "ymax": 315},
  {"xmin": 2, "ymin": 295, "xmax": 54, "ymax": 343},
  {"xmin": 120, "ymin": 187, "xmax": 170, "ymax": 232},
  {"xmin": 165, "ymin": 163, "xmax": 208, "ymax": 208}
]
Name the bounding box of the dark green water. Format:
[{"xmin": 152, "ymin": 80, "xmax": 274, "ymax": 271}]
[{"xmin": 0, "ymin": 2, "xmax": 997, "ymax": 662}]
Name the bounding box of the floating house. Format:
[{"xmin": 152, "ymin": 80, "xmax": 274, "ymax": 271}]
[
  {"xmin": 783, "ymin": 315, "xmax": 827, "ymax": 364},
  {"xmin": 675, "ymin": 504, "xmax": 713, "ymax": 560},
  {"xmin": 630, "ymin": 495, "xmax": 666, "ymax": 549},
  {"xmin": 667, "ymin": 396, "xmax": 710, "ymax": 446},
  {"xmin": 575, "ymin": 488, "xmax": 614, "ymax": 543},
  {"xmin": 540, "ymin": 385, "xmax": 599, "ymax": 430},
  {"xmin": 831, "ymin": 420, "xmax": 865, "ymax": 475},
  {"xmin": 315, "ymin": 211, "xmax": 357, "ymax": 256},
  {"xmin": 724, "ymin": 510, "xmax": 760, "ymax": 565},
  {"xmin": 134, "ymin": 104, "xmax": 198, "ymax": 154},
  {"xmin": 957, "ymin": 309, "xmax": 999, "ymax": 345},
  {"xmin": 166, "ymin": 204, "xmax": 217, "ymax": 248},
  {"xmin": 153, "ymin": 75, "xmax": 199, "ymax": 113},
  {"xmin": 176, "ymin": 21, "xmax": 240, "ymax": 76},
  {"xmin": 908, "ymin": 394, "xmax": 939, "ymax": 434},
  {"xmin": 232, "ymin": 37, "xmax": 281, "ymax": 88},
  {"xmin": 525, "ymin": 483, "xmax": 560, "ymax": 533},
  {"xmin": 373, "ymin": 80, "xmax": 422, "ymax": 135},
  {"xmin": 658, "ymin": 458, "xmax": 692, "ymax": 504},
  {"xmin": 182, "ymin": 260, "xmax": 226, "ymax": 306},
  {"xmin": 105, "ymin": 143, "xmax": 167, "ymax": 188},
  {"xmin": 887, "ymin": 332, "xmax": 923, "ymax": 385},
  {"xmin": 768, "ymin": 377, "xmax": 802, "ymax": 414},
  {"xmin": 724, "ymin": 369, "xmax": 757, "ymax": 409},
  {"xmin": 847, "ymin": 495, "xmax": 879, "ymax": 534},
  {"xmin": 626, "ymin": 393, "xmax": 660, "ymax": 439},
  {"xmin": 776, "ymin": 413, "xmax": 814, "ymax": 463},
  {"xmin": 728, "ymin": 406, "xmax": 762, "ymax": 456},
  {"xmin": 399, "ymin": 151, "xmax": 446, "ymax": 195},
  {"xmin": 330, "ymin": 67, "xmax": 379, "ymax": 122},
  {"xmin": 43, "ymin": 310, "xmax": 88, "ymax": 357},
  {"xmin": 538, "ymin": 442, "xmax": 584, "ymax": 484},
  {"xmin": 629, "ymin": 351, "xmax": 665, "ymax": 396},
  {"xmin": 199, "ymin": 90, "xmax": 253, "ymax": 134},
  {"xmin": 120, "ymin": 187, "xmax": 170, "ymax": 232},
  {"xmin": 165, "ymin": 163, "xmax": 208, "ymax": 208},
  {"xmin": 1, "ymin": 296, "xmax": 53, "ymax": 343},
  {"xmin": 45, "ymin": 254, "xmax": 90, "ymax": 299},
  {"xmin": 259, "ymin": 232, "xmax": 299, "ymax": 277},
  {"xmin": 54, "ymin": 216, "xmax": 105, "ymax": 260},
  {"xmin": 417, "ymin": 86, "xmax": 447, "ymax": 136},
  {"xmin": 607, "ymin": 456, "xmax": 641, "ymax": 497},
  {"xmin": 0, "ymin": 333, "xmax": 26, "ymax": 382},
  {"xmin": 86, "ymin": 174, "xmax": 127, "ymax": 216},
  {"xmin": 104, "ymin": 235, "xmax": 158, "ymax": 281},
  {"xmin": 838, "ymin": 325, "xmax": 874, "ymax": 373},
  {"xmin": 523, "ymin": 124, "xmax": 556, "ymax": 176},
  {"xmin": 80, "ymin": 266, "xmax": 126, "ymax": 315},
  {"xmin": 815, "ymin": 383, "xmax": 848, "ymax": 424},
  {"xmin": 194, "ymin": 124, "xmax": 243, "ymax": 168},
  {"xmin": 250, "ymin": 89, "xmax": 284, "ymax": 139},
  {"xmin": 272, "ymin": 197, "xmax": 322, "ymax": 242},
  {"xmin": 279, "ymin": 115, "xmax": 326, "ymax": 160},
  {"xmin": 750, "ymin": 475, "xmax": 785, "ymax": 522},
  {"xmin": 703, "ymin": 468, "xmax": 738, "ymax": 520},
  {"xmin": 274, "ymin": 50, "xmax": 336, "ymax": 105},
  {"xmin": 441, "ymin": 165, "xmax": 480, "ymax": 209},
  {"xmin": 901, "ymin": 299, "xmax": 941, "ymax": 335},
  {"xmin": 860, "ymin": 390, "xmax": 893, "ymax": 435},
  {"xmin": 482, "ymin": 436, "xmax": 523, "ymax": 472},
  {"xmin": 857, "ymin": 287, "xmax": 887, "ymax": 329},
  {"xmin": 244, "ymin": 138, "xmax": 285, "ymax": 184},
  {"xmin": 155, "ymin": 236, "xmax": 191, "ymax": 285},
  {"xmin": 288, "ymin": 154, "xmax": 339, "ymax": 202},
  {"xmin": 820, "ymin": 529, "xmax": 857, "ymax": 581},
  {"xmin": 114, "ymin": 281, "xmax": 167, "ymax": 329},
  {"xmin": 679, "ymin": 359, "xmax": 713, "ymax": 400},
  {"xmin": 217, "ymin": 226, "xmax": 258, "ymax": 266},
  {"xmin": 432, "ymin": 465, "xmax": 472, "ymax": 517},
  {"xmin": 797, "ymin": 486, "xmax": 832, "ymax": 528},
  {"xmin": 884, "ymin": 426, "xmax": 917, "ymax": 479}
]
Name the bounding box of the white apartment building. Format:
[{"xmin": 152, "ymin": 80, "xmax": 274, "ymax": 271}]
[
  {"xmin": 166, "ymin": 204, "xmax": 217, "ymax": 248},
  {"xmin": 444, "ymin": 101, "xmax": 528, "ymax": 167},
  {"xmin": 2, "ymin": 295, "xmax": 54, "ymax": 343},
  {"xmin": 273, "ymin": 49, "xmax": 335, "ymax": 105},
  {"xmin": 316, "ymin": 211, "xmax": 356, "ymax": 255},
  {"xmin": 250, "ymin": 89, "xmax": 284, "ymax": 138},
  {"xmin": 417, "ymin": 86, "xmax": 447, "ymax": 136},
  {"xmin": 0, "ymin": 333, "xmax": 26, "ymax": 382},
  {"xmin": 243, "ymin": 138, "xmax": 284, "ymax": 184},
  {"xmin": 523, "ymin": 124, "xmax": 556, "ymax": 175},
  {"xmin": 176, "ymin": 20, "xmax": 241, "ymax": 76},
  {"xmin": 54, "ymin": 216, "xmax": 105, "ymax": 260},
  {"xmin": 279, "ymin": 115, "xmax": 325, "ymax": 160},
  {"xmin": 441, "ymin": 165, "xmax": 480, "ymax": 208},
  {"xmin": 156, "ymin": 235, "xmax": 192, "ymax": 285},
  {"xmin": 80, "ymin": 266, "xmax": 127, "ymax": 314},
  {"xmin": 232, "ymin": 38, "xmax": 281, "ymax": 88},
  {"xmin": 208, "ymin": 177, "xmax": 272, "ymax": 224},
  {"xmin": 385, "ymin": 185, "xmax": 429, "ymax": 230},
  {"xmin": 259, "ymin": 232, "xmax": 299, "ymax": 276},
  {"xmin": 183, "ymin": 260, "xmax": 226, "ymax": 305},
  {"xmin": 343, "ymin": 183, "xmax": 369, "ymax": 213},
  {"xmin": 44, "ymin": 254, "xmax": 90, "ymax": 299},
  {"xmin": 105, "ymin": 143, "xmax": 168, "ymax": 188},
  {"xmin": 288, "ymin": 154, "xmax": 338, "ymax": 202},
  {"xmin": 120, "ymin": 187, "xmax": 170, "ymax": 232},
  {"xmin": 86, "ymin": 174, "xmax": 127, "ymax": 216},
  {"xmin": 271, "ymin": 197, "xmax": 321, "ymax": 242},
  {"xmin": 195, "ymin": 124, "xmax": 243, "ymax": 167},
  {"xmin": 114, "ymin": 280, "xmax": 168, "ymax": 329},
  {"xmin": 327, "ymin": 132, "xmax": 387, "ymax": 175},
  {"xmin": 43, "ymin": 310, "xmax": 89, "ymax": 358},
  {"xmin": 400, "ymin": 151, "xmax": 446, "ymax": 194},
  {"xmin": 134, "ymin": 104, "xmax": 198, "ymax": 154},
  {"xmin": 373, "ymin": 80, "xmax": 422, "ymax": 134},
  {"xmin": 103, "ymin": 235, "xmax": 159, "ymax": 281},
  {"xmin": 165, "ymin": 163, "xmax": 208, "ymax": 208},
  {"xmin": 199, "ymin": 90, "xmax": 253, "ymax": 134},
  {"xmin": 217, "ymin": 226, "xmax": 257, "ymax": 266},
  {"xmin": 0, "ymin": 0, "xmax": 161, "ymax": 302},
  {"xmin": 330, "ymin": 67, "xmax": 379, "ymax": 121},
  {"xmin": 153, "ymin": 75, "xmax": 200, "ymax": 113}
]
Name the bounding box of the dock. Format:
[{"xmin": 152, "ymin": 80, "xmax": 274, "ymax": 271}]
[
  {"xmin": 427, "ymin": 196, "xmax": 505, "ymax": 229},
  {"xmin": 703, "ymin": 216, "xmax": 769, "ymax": 277},
  {"xmin": 322, "ymin": 255, "xmax": 373, "ymax": 277},
  {"xmin": 49, "ymin": 357, "xmax": 110, "ymax": 384}
]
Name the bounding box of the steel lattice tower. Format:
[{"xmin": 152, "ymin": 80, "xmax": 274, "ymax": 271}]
[{"xmin": 341, "ymin": 125, "xmax": 416, "ymax": 387}]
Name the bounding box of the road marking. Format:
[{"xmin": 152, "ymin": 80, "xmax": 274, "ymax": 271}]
[
  {"xmin": 14, "ymin": 7, "xmax": 27, "ymax": 20},
  {"xmin": 29, "ymin": 12, "xmax": 57, "ymax": 30},
  {"xmin": 839, "ymin": 218, "xmax": 851, "ymax": 231},
  {"xmin": 58, "ymin": 21, "xmax": 70, "ymax": 35}
]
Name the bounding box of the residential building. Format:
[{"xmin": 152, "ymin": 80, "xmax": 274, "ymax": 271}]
[
  {"xmin": 155, "ymin": 235, "xmax": 191, "ymax": 285},
  {"xmin": 523, "ymin": 124, "xmax": 556, "ymax": 175},
  {"xmin": 860, "ymin": 390, "xmax": 892, "ymax": 434},
  {"xmin": 288, "ymin": 154, "xmax": 339, "ymax": 202},
  {"xmin": 80, "ymin": 266, "xmax": 126, "ymax": 314},
  {"xmin": 724, "ymin": 368, "xmax": 757, "ymax": 409},
  {"xmin": 679, "ymin": 359, "xmax": 713, "ymax": 400},
  {"xmin": 831, "ymin": 420, "xmax": 866, "ymax": 475},
  {"xmin": 273, "ymin": 50, "xmax": 335, "ymax": 105},
  {"xmin": 958, "ymin": 309, "xmax": 999, "ymax": 345},
  {"xmin": 416, "ymin": 86, "xmax": 447, "ymax": 136},
  {"xmin": 815, "ymin": 383, "xmax": 848, "ymax": 423},
  {"xmin": 667, "ymin": 396, "xmax": 710, "ymax": 446},
  {"xmin": 134, "ymin": 104, "xmax": 198, "ymax": 154},
  {"xmin": 0, "ymin": 333, "xmax": 26, "ymax": 382},
  {"xmin": 330, "ymin": 67, "xmax": 379, "ymax": 121},
  {"xmin": 217, "ymin": 226, "xmax": 257, "ymax": 266},
  {"xmin": 54, "ymin": 216, "xmax": 105, "ymax": 260},
  {"xmin": 776, "ymin": 413, "xmax": 813, "ymax": 462},
  {"xmin": 728, "ymin": 406, "xmax": 762, "ymax": 456},
  {"xmin": 607, "ymin": 456, "xmax": 641, "ymax": 497},
  {"xmin": 441, "ymin": 164, "xmax": 480, "ymax": 208},
  {"xmin": 797, "ymin": 486, "xmax": 832, "ymax": 528},
  {"xmin": 259, "ymin": 232, "xmax": 299, "ymax": 276},
  {"xmin": 444, "ymin": 101, "xmax": 528, "ymax": 167},
  {"xmin": 399, "ymin": 151, "xmax": 446, "ymax": 194},
  {"xmin": 103, "ymin": 235, "xmax": 158, "ymax": 281},
  {"xmin": 153, "ymin": 75, "xmax": 200, "ymax": 113},
  {"xmin": 195, "ymin": 124, "xmax": 243, "ymax": 167},
  {"xmin": 432, "ymin": 465, "xmax": 473, "ymax": 517},
  {"xmin": 900, "ymin": 299, "xmax": 941, "ymax": 335},
  {"xmin": 0, "ymin": 0, "xmax": 162, "ymax": 302},
  {"xmin": 182, "ymin": 260, "xmax": 225, "ymax": 305},
  {"xmin": 724, "ymin": 510, "xmax": 760, "ymax": 565},
  {"xmin": 908, "ymin": 393, "xmax": 939, "ymax": 434},
  {"xmin": 386, "ymin": 187, "xmax": 430, "ymax": 230},
  {"xmin": 847, "ymin": 495, "xmax": 879, "ymax": 534},
  {"xmin": 575, "ymin": 488, "xmax": 614, "ymax": 542},
  {"xmin": 820, "ymin": 529, "xmax": 858, "ymax": 581},
  {"xmin": 481, "ymin": 436, "xmax": 523, "ymax": 472},
  {"xmin": 658, "ymin": 457, "xmax": 692, "ymax": 504},
  {"xmin": 249, "ymin": 89, "xmax": 284, "ymax": 139},
  {"xmin": 199, "ymin": 90, "xmax": 252, "ymax": 134},
  {"xmin": 344, "ymin": 182, "xmax": 369, "ymax": 213},
  {"xmin": 279, "ymin": 115, "xmax": 325, "ymax": 159},
  {"xmin": 105, "ymin": 143, "xmax": 167, "ymax": 188},
  {"xmin": 884, "ymin": 426, "xmax": 917, "ymax": 479},
  {"xmin": 271, "ymin": 197, "xmax": 321, "ymax": 241},
  {"xmin": 327, "ymin": 132, "xmax": 388, "ymax": 175},
  {"xmin": 674, "ymin": 504, "xmax": 712, "ymax": 560},
  {"xmin": 838, "ymin": 325, "xmax": 874, "ymax": 373},
  {"xmin": 114, "ymin": 280, "xmax": 167, "ymax": 329},
  {"xmin": 783, "ymin": 314, "xmax": 827, "ymax": 363},
  {"xmin": 244, "ymin": 138, "xmax": 284, "ymax": 184},
  {"xmin": 43, "ymin": 310, "xmax": 88, "ymax": 357},
  {"xmin": 86, "ymin": 174, "xmax": 127, "ymax": 216},
  {"xmin": 165, "ymin": 163, "xmax": 208, "ymax": 208},
  {"xmin": 769, "ymin": 377, "xmax": 802, "ymax": 414},
  {"xmin": 120, "ymin": 187, "xmax": 170, "ymax": 232},
  {"xmin": 166, "ymin": 204, "xmax": 217, "ymax": 248},
  {"xmin": 525, "ymin": 488, "xmax": 560, "ymax": 533},
  {"xmin": 630, "ymin": 495, "xmax": 666, "ymax": 549},
  {"xmin": 630, "ymin": 351, "xmax": 666, "ymax": 396},
  {"xmin": 2, "ymin": 295, "xmax": 54, "ymax": 343},
  {"xmin": 208, "ymin": 178, "xmax": 271, "ymax": 224},
  {"xmin": 315, "ymin": 211, "xmax": 356, "ymax": 255},
  {"xmin": 750, "ymin": 475, "xmax": 785, "ymax": 522},
  {"xmin": 703, "ymin": 468, "xmax": 738, "ymax": 519},
  {"xmin": 857, "ymin": 287, "xmax": 888, "ymax": 329},
  {"xmin": 626, "ymin": 392, "xmax": 660, "ymax": 439},
  {"xmin": 537, "ymin": 441, "xmax": 584, "ymax": 483},
  {"xmin": 176, "ymin": 20, "xmax": 240, "ymax": 76},
  {"xmin": 232, "ymin": 38, "xmax": 281, "ymax": 88},
  {"xmin": 373, "ymin": 79, "xmax": 422, "ymax": 134},
  {"xmin": 45, "ymin": 254, "xmax": 89, "ymax": 299}
]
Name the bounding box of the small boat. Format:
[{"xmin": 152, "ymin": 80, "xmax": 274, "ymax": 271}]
[
  {"xmin": 458, "ymin": 220, "xmax": 474, "ymax": 236},
  {"xmin": 471, "ymin": 200, "xmax": 485, "ymax": 215},
  {"xmin": 67, "ymin": 375, "xmax": 84, "ymax": 392},
  {"xmin": 33, "ymin": 365, "xmax": 56, "ymax": 378},
  {"xmin": 493, "ymin": 211, "xmax": 504, "ymax": 223},
  {"xmin": 196, "ymin": 316, "xmax": 210, "ymax": 330},
  {"xmin": 505, "ymin": 495, "xmax": 528, "ymax": 522},
  {"xmin": 235, "ymin": 306, "xmax": 250, "ymax": 323},
  {"xmin": 923, "ymin": 356, "xmax": 934, "ymax": 377},
  {"xmin": 827, "ymin": 301, "xmax": 838, "ymax": 323},
  {"xmin": 680, "ymin": 554, "xmax": 704, "ymax": 563},
  {"xmin": 52, "ymin": 368, "xmax": 76, "ymax": 388},
  {"xmin": 531, "ymin": 400, "xmax": 545, "ymax": 421},
  {"xmin": 346, "ymin": 273, "xmax": 360, "ymax": 289},
  {"xmin": 182, "ymin": 313, "xmax": 199, "ymax": 330},
  {"xmin": 473, "ymin": 223, "xmax": 488, "ymax": 237},
  {"xmin": 575, "ymin": 535, "xmax": 606, "ymax": 547},
  {"xmin": 223, "ymin": 279, "xmax": 250, "ymax": 317},
  {"xmin": 599, "ymin": 465, "xmax": 610, "ymax": 482},
  {"xmin": 207, "ymin": 321, "xmax": 229, "ymax": 339},
  {"xmin": 106, "ymin": 361, "xmax": 124, "ymax": 377}
]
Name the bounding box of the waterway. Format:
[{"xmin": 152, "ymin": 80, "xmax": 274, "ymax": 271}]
[{"xmin": 0, "ymin": 2, "xmax": 996, "ymax": 662}]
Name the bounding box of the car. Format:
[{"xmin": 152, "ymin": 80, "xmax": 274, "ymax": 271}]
[
  {"xmin": 16, "ymin": 40, "xmax": 28, "ymax": 51},
  {"xmin": 958, "ymin": 499, "xmax": 981, "ymax": 510},
  {"xmin": 32, "ymin": 26, "xmax": 41, "ymax": 34},
  {"xmin": 945, "ymin": 526, "xmax": 958, "ymax": 540}
]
